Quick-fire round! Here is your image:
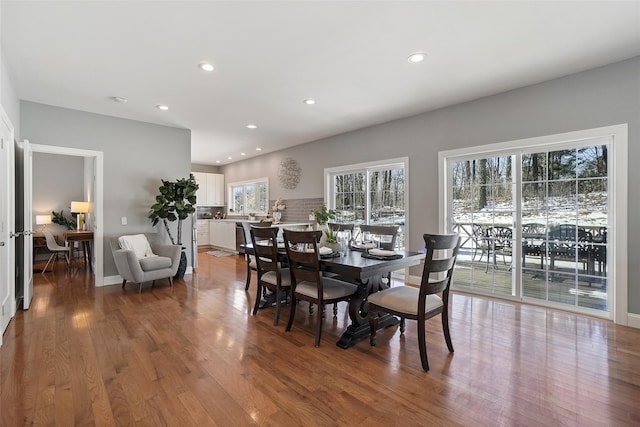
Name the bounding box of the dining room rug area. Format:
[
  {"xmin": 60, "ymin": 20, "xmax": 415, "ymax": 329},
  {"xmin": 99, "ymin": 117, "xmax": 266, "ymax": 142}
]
[{"xmin": 206, "ymin": 250, "xmax": 237, "ymax": 257}]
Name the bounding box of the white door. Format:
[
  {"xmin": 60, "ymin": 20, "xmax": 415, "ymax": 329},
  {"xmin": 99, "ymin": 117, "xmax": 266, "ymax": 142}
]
[
  {"xmin": 0, "ymin": 111, "xmax": 14, "ymax": 340},
  {"xmin": 16, "ymin": 140, "xmax": 34, "ymax": 309}
]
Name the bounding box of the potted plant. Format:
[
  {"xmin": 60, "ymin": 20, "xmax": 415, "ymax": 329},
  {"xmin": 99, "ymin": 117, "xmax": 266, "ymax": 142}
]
[
  {"xmin": 51, "ymin": 209, "xmax": 77, "ymax": 230},
  {"xmin": 312, "ymin": 203, "xmax": 336, "ymax": 226},
  {"xmin": 148, "ymin": 174, "xmax": 199, "ymax": 279},
  {"xmin": 322, "ymin": 228, "xmax": 342, "ymax": 253}
]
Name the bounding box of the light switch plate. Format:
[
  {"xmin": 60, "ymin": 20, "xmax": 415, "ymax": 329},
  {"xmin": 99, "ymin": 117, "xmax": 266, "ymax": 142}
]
[{"xmin": 121, "ymin": 217, "xmax": 127, "ymax": 225}]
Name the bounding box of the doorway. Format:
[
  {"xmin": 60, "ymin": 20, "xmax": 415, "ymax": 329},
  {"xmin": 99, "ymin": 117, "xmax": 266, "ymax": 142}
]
[{"xmin": 29, "ymin": 144, "xmax": 104, "ymax": 288}]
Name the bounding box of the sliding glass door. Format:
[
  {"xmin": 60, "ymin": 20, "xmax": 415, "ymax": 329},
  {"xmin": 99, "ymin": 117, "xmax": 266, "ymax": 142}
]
[{"xmin": 446, "ymin": 137, "xmax": 611, "ymax": 316}]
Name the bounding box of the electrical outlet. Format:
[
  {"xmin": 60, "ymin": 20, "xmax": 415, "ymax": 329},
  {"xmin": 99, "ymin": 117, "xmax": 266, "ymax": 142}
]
[{"xmin": 121, "ymin": 217, "xmax": 127, "ymax": 225}]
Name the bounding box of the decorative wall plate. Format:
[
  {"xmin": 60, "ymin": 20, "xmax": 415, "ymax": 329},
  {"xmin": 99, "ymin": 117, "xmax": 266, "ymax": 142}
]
[{"xmin": 278, "ymin": 157, "xmax": 301, "ymax": 189}]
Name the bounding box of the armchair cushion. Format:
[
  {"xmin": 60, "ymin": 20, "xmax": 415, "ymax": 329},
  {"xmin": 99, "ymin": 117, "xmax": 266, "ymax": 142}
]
[{"xmin": 139, "ymin": 255, "xmax": 172, "ymax": 272}]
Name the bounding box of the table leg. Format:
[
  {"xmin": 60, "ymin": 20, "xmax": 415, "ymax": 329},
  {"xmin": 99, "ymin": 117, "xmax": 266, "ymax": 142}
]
[{"xmin": 336, "ymin": 274, "xmax": 399, "ymax": 349}]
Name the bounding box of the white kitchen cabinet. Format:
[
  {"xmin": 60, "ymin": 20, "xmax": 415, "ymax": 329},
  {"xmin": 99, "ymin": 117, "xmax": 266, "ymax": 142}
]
[
  {"xmin": 210, "ymin": 220, "xmax": 236, "ymax": 250},
  {"xmin": 192, "ymin": 172, "xmax": 224, "ymax": 206},
  {"xmin": 206, "ymin": 173, "xmax": 225, "ymax": 206},
  {"xmin": 196, "ymin": 220, "xmax": 210, "ymax": 246}
]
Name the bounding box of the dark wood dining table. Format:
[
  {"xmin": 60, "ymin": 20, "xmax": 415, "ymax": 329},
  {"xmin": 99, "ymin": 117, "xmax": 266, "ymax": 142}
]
[
  {"xmin": 244, "ymin": 243, "xmax": 426, "ymax": 348},
  {"xmin": 322, "ymin": 249, "xmax": 425, "ymax": 348}
]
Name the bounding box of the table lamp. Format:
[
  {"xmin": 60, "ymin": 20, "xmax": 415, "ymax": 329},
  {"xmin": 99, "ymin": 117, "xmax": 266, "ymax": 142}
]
[
  {"xmin": 70, "ymin": 201, "xmax": 90, "ymax": 231},
  {"xmin": 35, "ymin": 215, "xmax": 52, "ymax": 232}
]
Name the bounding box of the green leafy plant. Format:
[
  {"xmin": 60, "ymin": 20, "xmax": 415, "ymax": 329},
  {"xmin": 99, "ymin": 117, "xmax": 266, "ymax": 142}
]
[
  {"xmin": 324, "ymin": 228, "xmax": 339, "ymax": 244},
  {"xmin": 51, "ymin": 209, "xmax": 77, "ymax": 230},
  {"xmin": 313, "ymin": 203, "xmax": 336, "ymax": 225},
  {"xmin": 148, "ymin": 174, "xmax": 199, "ymax": 245}
]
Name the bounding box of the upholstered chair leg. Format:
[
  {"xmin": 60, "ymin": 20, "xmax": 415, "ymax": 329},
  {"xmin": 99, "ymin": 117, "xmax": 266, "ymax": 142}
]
[
  {"xmin": 151, "ymin": 280, "xmax": 156, "ymax": 289},
  {"xmin": 168, "ymin": 276, "xmax": 174, "ymax": 287},
  {"xmin": 400, "ymin": 317, "xmax": 406, "ymax": 334},
  {"xmin": 285, "ymin": 297, "xmax": 297, "ymax": 332},
  {"xmin": 253, "ymin": 282, "xmax": 263, "ymax": 316},
  {"xmin": 417, "ymin": 320, "xmax": 429, "ymax": 372},
  {"xmin": 122, "ymin": 279, "xmax": 127, "ymax": 289},
  {"xmin": 138, "ymin": 283, "xmax": 142, "ymax": 294},
  {"xmin": 245, "ymin": 258, "xmax": 251, "ymax": 290},
  {"xmin": 274, "ymin": 288, "xmax": 282, "ymax": 326},
  {"xmin": 314, "ymin": 306, "xmax": 324, "ymax": 347},
  {"xmin": 369, "ymin": 311, "xmax": 379, "ymax": 346},
  {"xmin": 442, "ymin": 310, "xmax": 454, "ymax": 353}
]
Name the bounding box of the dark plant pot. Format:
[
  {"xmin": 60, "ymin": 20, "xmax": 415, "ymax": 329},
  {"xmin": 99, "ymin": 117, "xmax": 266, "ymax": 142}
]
[{"xmin": 174, "ymin": 250, "xmax": 187, "ymax": 279}]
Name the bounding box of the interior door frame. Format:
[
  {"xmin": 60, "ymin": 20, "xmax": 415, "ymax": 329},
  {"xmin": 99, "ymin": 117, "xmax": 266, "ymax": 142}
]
[
  {"xmin": 30, "ymin": 144, "xmax": 104, "ymax": 286},
  {"xmin": 0, "ymin": 105, "xmax": 15, "ymax": 343},
  {"xmin": 438, "ymin": 124, "xmax": 628, "ymax": 325}
]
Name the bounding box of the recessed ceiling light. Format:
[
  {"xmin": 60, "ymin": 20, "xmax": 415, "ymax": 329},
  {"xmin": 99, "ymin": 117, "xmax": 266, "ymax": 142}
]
[
  {"xmin": 227, "ymin": 156, "xmax": 232, "ymax": 160},
  {"xmin": 247, "ymin": 124, "xmax": 257, "ymax": 129},
  {"xmin": 156, "ymin": 104, "xmax": 169, "ymax": 111},
  {"xmin": 408, "ymin": 53, "xmax": 426, "ymax": 63},
  {"xmin": 256, "ymin": 147, "xmax": 262, "ymax": 151},
  {"xmin": 198, "ymin": 62, "xmax": 215, "ymax": 72},
  {"xmin": 215, "ymin": 160, "xmax": 221, "ymax": 163},
  {"xmin": 110, "ymin": 96, "xmax": 128, "ymax": 103},
  {"xmin": 303, "ymin": 99, "xmax": 316, "ymax": 105}
]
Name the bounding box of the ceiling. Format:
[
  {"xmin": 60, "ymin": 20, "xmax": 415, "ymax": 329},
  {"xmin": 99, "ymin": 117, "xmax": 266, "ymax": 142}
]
[{"xmin": 3, "ymin": 1, "xmax": 639, "ymax": 166}]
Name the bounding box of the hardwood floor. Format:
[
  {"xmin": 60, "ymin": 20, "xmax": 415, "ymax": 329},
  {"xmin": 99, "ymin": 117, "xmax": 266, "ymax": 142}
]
[{"xmin": 2, "ymin": 252, "xmax": 640, "ymax": 426}]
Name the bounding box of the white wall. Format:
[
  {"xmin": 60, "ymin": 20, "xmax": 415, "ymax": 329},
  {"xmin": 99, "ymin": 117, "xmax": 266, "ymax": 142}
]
[
  {"xmin": 222, "ymin": 56, "xmax": 640, "ymax": 315},
  {"xmin": 0, "ymin": 4, "xmax": 20, "ymax": 136}
]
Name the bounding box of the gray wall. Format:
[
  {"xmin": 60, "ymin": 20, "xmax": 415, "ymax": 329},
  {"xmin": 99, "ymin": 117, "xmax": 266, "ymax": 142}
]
[
  {"xmin": 20, "ymin": 102, "xmax": 192, "ymax": 278},
  {"xmin": 222, "ymin": 56, "xmax": 640, "ymax": 315}
]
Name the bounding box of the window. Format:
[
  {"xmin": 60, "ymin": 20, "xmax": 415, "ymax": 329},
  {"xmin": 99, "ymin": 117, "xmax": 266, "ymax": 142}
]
[
  {"xmin": 440, "ymin": 125, "xmax": 628, "ymax": 322},
  {"xmin": 326, "ymin": 158, "xmax": 407, "ymax": 250},
  {"xmin": 228, "ymin": 178, "xmax": 268, "ymax": 215}
]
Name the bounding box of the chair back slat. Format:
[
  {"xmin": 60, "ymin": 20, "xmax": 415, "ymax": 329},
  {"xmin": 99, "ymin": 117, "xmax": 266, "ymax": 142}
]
[
  {"xmin": 420, "ymin": 234, "xmax": 461, "ymax": 298},
  {"xmin": 282, "ymin": 229, "xmax": 323, "ymax": 287},
  {"xmin": 250, "ymin": 226, "xmax": 279, "ymax": 274},
  {"xmin": 358, "ymin": 224, "xmax": 399, "ymax": 250},
  {"xmin": 328, "ymin": 223, "xmax": 355, "ymax": 232}
]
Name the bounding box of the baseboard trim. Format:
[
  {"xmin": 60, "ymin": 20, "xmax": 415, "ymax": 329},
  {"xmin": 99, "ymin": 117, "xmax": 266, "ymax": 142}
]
[{"xmin": 627, "ymin": 313, "xmax": 640, "ymax": 329}]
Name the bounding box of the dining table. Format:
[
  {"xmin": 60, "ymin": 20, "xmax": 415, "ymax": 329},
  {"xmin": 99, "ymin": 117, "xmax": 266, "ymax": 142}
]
[{"xmin": 243, "ymin": 243, "xmax": 426, "ymax": 349}]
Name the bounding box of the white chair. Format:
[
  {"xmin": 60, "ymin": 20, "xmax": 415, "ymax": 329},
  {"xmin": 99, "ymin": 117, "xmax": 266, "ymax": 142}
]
[{"xmin": 42, "ymin": 230, "xmax": 72, "ymax": 273}]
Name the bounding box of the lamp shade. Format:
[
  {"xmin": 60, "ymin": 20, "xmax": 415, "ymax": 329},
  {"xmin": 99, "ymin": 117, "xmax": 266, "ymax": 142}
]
[
  {"xmin": 70, "ymin": 201, "xmax": 90, "ymax": 213},
  {"xmin": 35, "ymin": 215, "xmax": 52, "ymax": 225}
]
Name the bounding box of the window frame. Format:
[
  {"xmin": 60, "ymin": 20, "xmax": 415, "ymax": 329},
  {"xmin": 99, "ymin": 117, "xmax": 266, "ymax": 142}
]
[
  {"xmin": 325, "ymin": 157, "xmax": 409, "ymax": 248},
  {"xmin": 227, "ymin": 177, "xmax": 269, "ymax": 216}
]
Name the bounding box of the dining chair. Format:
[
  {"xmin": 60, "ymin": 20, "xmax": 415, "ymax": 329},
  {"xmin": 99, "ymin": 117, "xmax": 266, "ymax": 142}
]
[
  {"xmin": 250, "ymin": 226, "xmax": 291, "ymax": 326},
  {"xmin": 242, "ymin": 221, "xmax": 272, "ymax": 290},
  {"xmin": 358, "ymin": 224, "xmax": 400, "ymax": 285},
  {"xmin": 42, "ymin": 230, "xmax": 72, "ymax": 273},
  {"xmin": 368, "ymin": 233, "xmax": 461, "ymax": 371},
  {"xmin": 283, "ymin": 229, "xmax": 358, "ymax": 347},
  {"xmin": 358, "ymin": 224, "xmax": 399, "ymax": 250}
]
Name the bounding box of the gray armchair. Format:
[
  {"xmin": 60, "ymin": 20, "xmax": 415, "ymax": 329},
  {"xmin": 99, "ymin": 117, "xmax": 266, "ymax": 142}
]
[{"xmin": 109, "ymin": 233, "xmax": 181, "ymax": 293}]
